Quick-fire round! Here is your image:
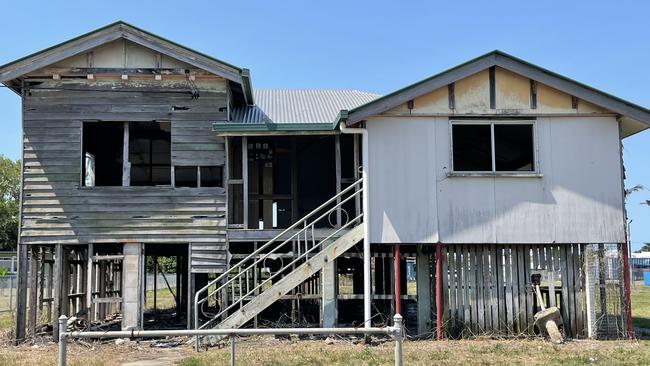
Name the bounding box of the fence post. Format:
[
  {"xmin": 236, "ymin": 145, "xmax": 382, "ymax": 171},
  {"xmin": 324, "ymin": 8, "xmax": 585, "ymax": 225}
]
[
  {"xmin": 393, "ymin": 314, "xmax": 403, "ymax": 366},
  {"xmin": 230, "ymin": 335, "xmax": 236, "ymax": 366},
  {"xmin": 9, "ymin": 276, "xmax": 13, "ymax": 310},
  {"xmin": 58, "ymin": 315, "xmax": 67, "ymax": 366}
]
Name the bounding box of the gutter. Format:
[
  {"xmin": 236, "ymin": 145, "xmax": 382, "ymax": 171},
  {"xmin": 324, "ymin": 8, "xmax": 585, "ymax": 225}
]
[
  {"xmin": 240, "ymin": 69, "xmax": 254, "ymax": 105},
  {"xmin": 339, "ymin": 121, "xmax": 371, "ymax": 329}
]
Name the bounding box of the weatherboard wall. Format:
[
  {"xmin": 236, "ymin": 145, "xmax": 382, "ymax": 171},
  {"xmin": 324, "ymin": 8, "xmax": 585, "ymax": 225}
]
[
  {"xmin": 20, "ymin": 78, "xmax": 228, "ymax": 272},
  {"xmin": 367, "ymin": 115, "xmax": 625, "ymax": 244}
]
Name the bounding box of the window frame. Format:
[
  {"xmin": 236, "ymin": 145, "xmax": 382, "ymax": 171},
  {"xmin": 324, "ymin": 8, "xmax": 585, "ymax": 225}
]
[
  {"xmin": 449, "ymin": 119, "xmax": 541, "ymax": 177},
  {"xmin": 128, "ymin": 121, "xmax": 172, "ymax": 187}
]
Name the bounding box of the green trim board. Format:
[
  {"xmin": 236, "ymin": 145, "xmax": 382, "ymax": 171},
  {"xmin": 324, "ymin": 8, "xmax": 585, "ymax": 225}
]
[{"xmin": 213, "ymin": 122, "xmax": 335, "ymax": 133}]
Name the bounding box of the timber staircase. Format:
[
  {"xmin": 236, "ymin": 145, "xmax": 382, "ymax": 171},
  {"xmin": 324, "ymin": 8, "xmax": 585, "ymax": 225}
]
[{"xmin": 193, "ymin": 178, "xmax": 364, "ymax": 345}]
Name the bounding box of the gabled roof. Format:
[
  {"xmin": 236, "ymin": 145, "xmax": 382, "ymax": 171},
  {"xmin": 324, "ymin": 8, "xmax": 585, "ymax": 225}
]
[
  {"xmin": 0, "ymin": 21, "xmax": 253, "ymax": 103},
  {"xmin": 214, "ymin": 89, "xmax": 380, "ymax": 133},
  {"xmin": 337, "ymin": 50, "xmax": 650, "ymax": 135}
]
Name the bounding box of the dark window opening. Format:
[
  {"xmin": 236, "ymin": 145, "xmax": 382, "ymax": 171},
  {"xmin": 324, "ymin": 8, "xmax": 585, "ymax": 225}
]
[
  {"xmin": 200, "ymin": 166, "xmax": 223, "ymax": 187},
  {"xmin": 174, "ymin": 166, "xmax": 198, "ymax": 187},
  {"xmin": 174, "ymin": 166, "xmax": 223, "ymax": 188},
  {"xmin": 129, "ymin": 122, "xmax": 171, "ymax": 186},
  {"xmin": 494, "ymin": 124, "xmax": 534, "ymax": 171},
  {"xmin": 452, "ymin": 122, "xmax": 535, "ymax": 172},
  {"xmin": 452, "ymin": 124, "xmax": 492, "ymax": 171},
  {"xmin": 82, "ymin": 122, "xmax": 124, "ymax": 186}
]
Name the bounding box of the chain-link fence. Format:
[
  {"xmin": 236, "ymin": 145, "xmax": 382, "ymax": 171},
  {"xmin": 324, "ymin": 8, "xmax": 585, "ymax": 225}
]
[
  {"xmin": 584, "ymin": 244, "xmax": 626, "ymax": 339},
  {"xmin": 0, "ymin": 255, "xmax": 18, "ymax": 313},
  {"xmin": 630, "ymin": 257, "xmax": 650, "ymax": 282}
]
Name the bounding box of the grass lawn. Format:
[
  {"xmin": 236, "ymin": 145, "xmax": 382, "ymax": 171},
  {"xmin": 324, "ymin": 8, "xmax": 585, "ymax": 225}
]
[
  {"xmin": 632, "ymin": 281, "xmax": 650, "ymax": 330},
  {"xmin": 145, "ymin": 287, "xmax": 178, "ymax": 310},
  {"xmin": 0, "ymin": 282, "xmax": 648, "ymax": 365}
]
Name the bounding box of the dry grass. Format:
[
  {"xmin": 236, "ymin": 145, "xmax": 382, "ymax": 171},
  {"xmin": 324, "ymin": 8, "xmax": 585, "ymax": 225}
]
[
  {"xmin": 0, "ymin": 283, "xmax": 648, "ymax": 365},
  {"xmin": 0, "ymin": 338, "xmax": 187, "ymax": 366},
  {"xmin": 1, "ymin": 336, "xmax": 649, "ymax": 366},
  {"xmin": 180, "ymin": 337, "xmax": 650, "ymax": 366}
]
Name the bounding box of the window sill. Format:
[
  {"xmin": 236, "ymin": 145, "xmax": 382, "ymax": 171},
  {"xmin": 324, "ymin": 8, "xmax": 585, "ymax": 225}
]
[
  {"xmin": 78, "ymin": 185, "xmax": 225, "ymax": 190},
  {"xmin": 446, "ymin": 172, "xmax": 543, "ymax": 178},
  {"xmin": 78, "ymin": 185, "xmax": 174, "ymax": 190}
]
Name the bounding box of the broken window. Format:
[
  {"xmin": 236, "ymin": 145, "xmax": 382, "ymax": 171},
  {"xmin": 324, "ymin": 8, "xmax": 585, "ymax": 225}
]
[
  {"xmin": 173, "ymin": 166, "xmax": 223, "ymax": 188},
  {"xmin": 452, "ymin": 121, "xmax": 535, "ymax": 172},
  {"xmin": 129, "ymin": 122, "xmax": 171, "ymax": 186},
  {"xmin": 82, "ymin": 122, "xmax": 124, "ymax": 186}
]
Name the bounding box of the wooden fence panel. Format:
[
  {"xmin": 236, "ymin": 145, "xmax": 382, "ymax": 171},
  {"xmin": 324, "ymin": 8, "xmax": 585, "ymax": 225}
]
[{"xmin": 439, "ymin": 244, "xmax": 587, "ymax": 338}]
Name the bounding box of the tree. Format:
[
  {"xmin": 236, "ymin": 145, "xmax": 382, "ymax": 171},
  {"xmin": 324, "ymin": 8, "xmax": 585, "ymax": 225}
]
[
  {"xmin": 635, "ymin": 243, "xmax": 650, "ymax": 253},
  {"xmin": 625, "ymin": 184, "xmax": 644, "ymax": 198},
  {"xmin": 0, "ymin": 155, "xmax": 20, "ymax": 251}
]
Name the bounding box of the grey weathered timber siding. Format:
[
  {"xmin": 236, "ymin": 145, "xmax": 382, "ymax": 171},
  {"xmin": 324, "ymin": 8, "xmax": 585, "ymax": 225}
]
[{"xmin": 21, "ymin": 78, "xmax": 228, "ymax": 271}]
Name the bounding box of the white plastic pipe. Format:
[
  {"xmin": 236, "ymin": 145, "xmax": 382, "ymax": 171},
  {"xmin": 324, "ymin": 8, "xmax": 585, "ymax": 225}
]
[{"xmin": 339, "ymin": 121, "xmax": 371, "ymax": 329}]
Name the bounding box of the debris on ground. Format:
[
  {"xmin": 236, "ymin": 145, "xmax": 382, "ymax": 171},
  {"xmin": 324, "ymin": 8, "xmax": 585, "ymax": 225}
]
[{"xmin": 150, "ymin": 338, "xmax": 181, "ymax": 348}]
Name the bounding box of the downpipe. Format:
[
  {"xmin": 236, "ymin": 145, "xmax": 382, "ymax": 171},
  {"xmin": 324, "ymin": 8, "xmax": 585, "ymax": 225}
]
[{"xmin": 339, "ymin": 122, "xmax": 371, "ymax": 329}]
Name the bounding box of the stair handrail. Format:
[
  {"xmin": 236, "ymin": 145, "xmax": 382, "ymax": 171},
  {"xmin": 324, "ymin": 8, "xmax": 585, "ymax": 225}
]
[
  {"xmin": 196, "ymin": 182, "xmax": 363, "ymax": 319},
  {"xmin": 199, "ymin": 212, "xmax": 363, "ymax": 330},
  {"xmin": 194, "ymin": 177, "xmax": 364, "ymax": 328}
]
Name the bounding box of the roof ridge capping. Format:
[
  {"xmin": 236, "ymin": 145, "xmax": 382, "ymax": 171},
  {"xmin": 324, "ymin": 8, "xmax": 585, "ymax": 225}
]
[{"xmin": 337, "ymin": 50, "xmax": 650, "ymax": 136}]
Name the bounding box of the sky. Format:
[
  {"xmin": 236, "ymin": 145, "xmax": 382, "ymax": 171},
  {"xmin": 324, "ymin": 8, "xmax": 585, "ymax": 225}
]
[{"xmin": 0, "ymin": 0, "xmax": 649, "ymax": 250}]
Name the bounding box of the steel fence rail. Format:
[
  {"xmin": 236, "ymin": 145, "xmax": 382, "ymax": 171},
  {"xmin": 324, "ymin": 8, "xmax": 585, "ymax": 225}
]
[{"xmin": 58, "ymin": 314, "xmax": 404, "ymax": 366}]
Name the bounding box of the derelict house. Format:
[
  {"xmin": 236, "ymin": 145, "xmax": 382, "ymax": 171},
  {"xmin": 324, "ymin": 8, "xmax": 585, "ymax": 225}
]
[{"xmin": 2, "ymin": 22, "xmax": 649, "ymax": 342}]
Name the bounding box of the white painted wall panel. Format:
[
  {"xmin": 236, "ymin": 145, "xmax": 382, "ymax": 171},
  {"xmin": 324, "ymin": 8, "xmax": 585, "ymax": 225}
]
[
  {"xmin": 434, "ymin": 120, "xmax": 497, "ymax": 243},
  {"xmin": 366, "ymin": 115, "xmax": 625, "ymax": 244},
  {"xmin": 368, "ymin": 117, "xmax": 439, "ymax": 243},
  {"xmin": 545, "ymin": 117, "xmax": 625, "ymax": 243}
]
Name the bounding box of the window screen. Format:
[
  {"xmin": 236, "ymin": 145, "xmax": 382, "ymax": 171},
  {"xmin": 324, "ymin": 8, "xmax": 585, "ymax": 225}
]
[{"xmin": 452, "ymin": 124, "xmax": 492, "ymax": 171}]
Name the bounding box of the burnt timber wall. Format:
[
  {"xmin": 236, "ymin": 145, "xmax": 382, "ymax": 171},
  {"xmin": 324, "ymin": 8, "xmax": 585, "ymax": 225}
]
[{"xmin": 20, "ymin": 78, "xmax": 227, "ymax": 271}]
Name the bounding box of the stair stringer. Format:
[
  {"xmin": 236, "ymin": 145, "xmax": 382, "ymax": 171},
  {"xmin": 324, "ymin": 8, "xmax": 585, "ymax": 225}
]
[{"xmin": 216, "ymin": 225, "xmax": 363, "ymax": 331}]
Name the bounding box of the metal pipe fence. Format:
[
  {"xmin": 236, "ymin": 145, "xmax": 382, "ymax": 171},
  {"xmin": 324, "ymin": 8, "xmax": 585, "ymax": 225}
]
[
  {"xmin": 0, "ymin": 275, "xmax": 17, "ymax": 312},
  {"xmin": 59, "ymin": 314, "xmax": 404, "ymax": 366}
]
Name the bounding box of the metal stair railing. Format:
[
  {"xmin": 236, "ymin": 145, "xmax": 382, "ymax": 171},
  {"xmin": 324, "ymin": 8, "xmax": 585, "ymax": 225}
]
[{"xmin": 194, "ymin": 177, "xmax": 364, "ymax": 332}]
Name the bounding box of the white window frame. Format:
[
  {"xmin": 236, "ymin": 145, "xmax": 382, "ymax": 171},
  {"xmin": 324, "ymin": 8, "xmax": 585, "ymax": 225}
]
[{"xmin": 449, "ymin": 119, "xmax": 541, "ymax": 177}]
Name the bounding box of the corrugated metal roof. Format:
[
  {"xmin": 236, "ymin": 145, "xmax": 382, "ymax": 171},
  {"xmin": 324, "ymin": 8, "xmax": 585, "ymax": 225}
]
[{"xmin": 230, "ymin": 89, "xmax": 381, "ymax": 125}]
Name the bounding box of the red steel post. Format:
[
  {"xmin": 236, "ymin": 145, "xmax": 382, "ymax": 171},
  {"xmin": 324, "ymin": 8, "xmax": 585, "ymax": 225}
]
[{"xmin": 621, "ymin": 242, "xmax": 633, "ymax": 339}]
